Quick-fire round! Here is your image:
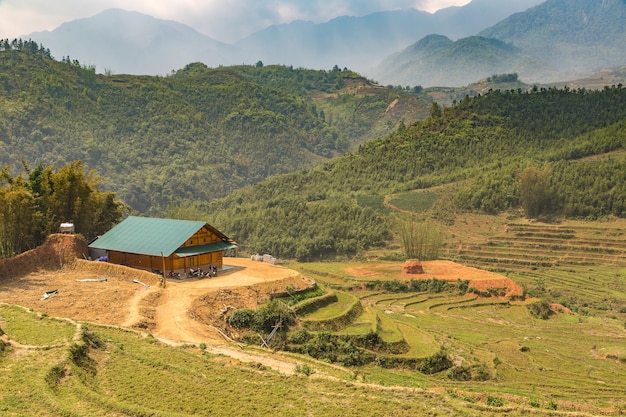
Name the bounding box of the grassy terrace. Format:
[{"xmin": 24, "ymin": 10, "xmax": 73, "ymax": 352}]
[
  {"xmin": 453, "ymin": 222, "xmax": 626, "ymax": 270},
  {"xmin": 1, "ymin": 218, "xmax": 625, "ymax": 415},
  {"xmin": 286, "ymin": 218, "xmax": 626, "ymax": 414}
]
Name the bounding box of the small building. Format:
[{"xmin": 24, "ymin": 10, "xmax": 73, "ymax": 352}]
[
  {"xmin": 59, "ymin": 222, "xmax": 75, "ymax": 234},
  {"xmin": 88, "ymin": 216, "xmax": 237, "ymax": 275}
]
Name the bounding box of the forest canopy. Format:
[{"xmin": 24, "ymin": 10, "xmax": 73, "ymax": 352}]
[{"xmin": 0, "ymin": 160, "xmax": 126, "ymax": 256}]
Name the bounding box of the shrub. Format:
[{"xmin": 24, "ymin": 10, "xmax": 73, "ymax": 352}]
[
  {"xmin": 419, "ymin": 349, "xmax": 453, "ymax": 374},
  {"xmin": 486, "ymin": 396, "xmax": 505, "ymax": 407},
  {"xmin": 546, "ymin": 400, "xmax": 558, "ymax": 410},
  {"xmin": 456, "ymin": 279, "xmax": 469, "ymax": 295},
  {"xmin": 472, "ymin": 363, "xmax": 491, "ymax": 381},
  {"xmin": 528, "ymin": 300, "xmax": 553, "ymax": 320},
  {"xmin": 447, "ymin": 366, "xmax": 472, "ymax": 381},
  {"xmin": 354, "ymin": 331, "xmax": 385, "ymax": 350},
  {"xmin": 45, "ymin": 363, "xmax": 66, "ymax": 390},
  {"xmin": 287, "ymin": 332, "xmax": 376, "ymax": 367},
  {"xmin": 288, "ymin": 329, "xmax": 311, "ymax": 344},
  {"xmin": 253, "ymin": 300, "xmax": 296, "ymax": 333},
  {"xmin": 295, "ymin": 363, "xmax": 315, "ymax": 376},
  {"xmin": 228, "ymin": 309, "xmax": 257, "ymax": 329},
  {"xmin": 81, "ymin": 327, "xmax": 104, "ymax": 349}
]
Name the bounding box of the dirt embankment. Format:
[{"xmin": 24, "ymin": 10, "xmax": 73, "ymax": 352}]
[{"xmin": 0, "ymin": 234, "xmax": 88, "ymax": 281}]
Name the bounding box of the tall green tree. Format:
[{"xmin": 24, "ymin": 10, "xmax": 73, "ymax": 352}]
[
  {"xmin": 397, "ymin": 217, "xmax": 442, "ymax": 260},
  {"xmin": 0, "ymin": 160, "xmax": 127, "ymax": 256},
  {"xmin": 519, "ymin": 166, "xmax": 553, "ymax": 218},
  {"xmin": 0, "ymin": 186, "xmax": 41, "ymax": 256}
]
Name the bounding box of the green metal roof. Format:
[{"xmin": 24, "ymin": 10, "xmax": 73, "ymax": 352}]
[
  {"xmin": 175, "ymin": 241, "xmax": 237, "ymax": 257},
  {"xmin": 88, "ymin": 216, "xmax": 235, "ymax": 257}
]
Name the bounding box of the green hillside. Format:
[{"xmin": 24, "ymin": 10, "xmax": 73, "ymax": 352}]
[
  {"xmin": 200, "ymin": 86, "xmax": 626, "ymax": 260},
  {"xmin": 0, "ymin": 44, "xmax": 426, "ymax": 214}
]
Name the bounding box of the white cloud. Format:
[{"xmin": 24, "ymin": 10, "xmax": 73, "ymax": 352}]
[{"xmin": 0, "ymin": 0, "xmax": 473, "ymax": 42}]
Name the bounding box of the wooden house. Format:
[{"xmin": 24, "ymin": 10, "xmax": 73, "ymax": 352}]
[{"xmin": 88, "ymin": 216, "xmax": 237, "ymax": 275}]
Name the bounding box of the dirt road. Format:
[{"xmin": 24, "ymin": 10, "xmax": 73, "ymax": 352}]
[
  {"xmin": 149, "ymin": 258, "xmax": 307, "ymax": 344},
  {"xmin": 0, "ymin": 257, "xmax": 311, "ymax": 343}
]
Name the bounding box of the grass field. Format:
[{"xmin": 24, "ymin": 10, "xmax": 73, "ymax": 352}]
[{"xmin": 1, "ymin": 215, "xmax": 625, "ymax": 415}]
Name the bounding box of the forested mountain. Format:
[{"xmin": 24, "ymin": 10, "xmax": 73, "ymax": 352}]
[
  {"xmin": 374, "ymin": 0, "xmax": 626, "ymax": 87},
  {"xmin": 22, "ymin": 1, "xmax": 544, "ymax": 77},
  {"xmin": 0, "ymin": 45, "xmax": 426, "ymax": 214},
  {"xmin": 371, "ymin": 35, "xmax": 558, "ymax": 88},
  {"xmin": 479, "ymin": 0, "xmax": 626, "ymax": 80},
  {"xmin": 234, "ymin": 0, "xmax": 543, "ymax": 75},
  {"xmin": 194, "ymin": 86, "xmax": 626, "ymax": 260}
]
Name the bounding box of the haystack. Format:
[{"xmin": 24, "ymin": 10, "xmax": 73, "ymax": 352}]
[{"xmin": 402, "ymin": 259, "xmax": 424, "ymax": 275}]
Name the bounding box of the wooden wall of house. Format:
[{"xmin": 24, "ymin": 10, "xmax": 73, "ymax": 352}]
[
  {"xmin": 108, "ymin": 250, "xmax": 224, "ymax": 273},
  {"xmin": 171, "ymin": 251, "xmax": 223, "ymax": 270},
  {"xmin": 181, "ymin": 226, "xmax": 220, "ymax": 247},
  {"xmin": 108, "ymin": 251, "xmax": 165, "ymax": 271}
]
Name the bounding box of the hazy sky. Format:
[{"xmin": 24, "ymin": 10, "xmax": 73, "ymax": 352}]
[{"xmin": 0, "ymin": 0, "xmax": 471, "ymax": 42}]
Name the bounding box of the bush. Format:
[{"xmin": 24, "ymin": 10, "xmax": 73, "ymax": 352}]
[
  {"xmin": 229, "ymin": 301, "xmax": 296, "ymax": 334},
  {"xmin": 486, "ymin": 396, "xmax": 505, "ymax": 407},
  {"xmin": 472, "ymin": 363, "xmax": 491, "ymax": 381},
  {"xmin": 295, "ymin": 363, "xmax": 316, "ymax": 376},
  {"xmin": 228, "ymin": 309, "xmax": 257, "ymax": 329},
  {"xmin": 456, "ymin": 279, "xmax": 469, "ymax": 295},
  {"xmin": 447, "ymin": 366, "xmax": 472, "ymax": 381},
  {"xmin": 287, "ymin": 332, "xmax": 376, "ymax": 367},
  {"xmin": 81, "ymin": 327, "xmax": 104, "ymax": 349},
  {"xmin": 528, "ymin": 300, "xmax": 553, "ymax": 320},
  {"xmin": 253, "ymin": 300, "xmax": 296, "ymax": 333},
  {"xmin": 419, "ymin": 349, "xmax": 453, "ymax": 374},
  {"xmin": 288, "ymin": 329, "xmax": 311, "ymax": 344}
]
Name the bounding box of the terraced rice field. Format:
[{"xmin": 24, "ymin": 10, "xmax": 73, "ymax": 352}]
[
  {"xmin": 452, "ymin": 222, "xmax": 626, "ymax": 272},
  {"xmin": 289, "ymin": 221, "xmax": 626, "ymax": 414}
]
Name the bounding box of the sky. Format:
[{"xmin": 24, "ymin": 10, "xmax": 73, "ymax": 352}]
[{"xmin": 0, "ymin": 0, "xmax": 472, "ymax": 43}]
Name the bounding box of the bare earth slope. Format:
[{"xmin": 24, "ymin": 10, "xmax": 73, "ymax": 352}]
[{"xmin": 0, "ymin": 235, "xmax": 313, "ymax": 346}]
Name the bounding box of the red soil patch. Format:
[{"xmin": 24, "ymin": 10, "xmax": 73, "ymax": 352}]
[
  {"xmin": 346, "ymin": 260, "xmax": 523, "ymax": 297},
  {"xmin": 550, "ymin": 303, "xmax": 572, "ymax": 314}
]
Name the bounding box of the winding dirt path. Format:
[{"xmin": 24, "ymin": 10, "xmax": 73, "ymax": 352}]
[
  {"xmin": 148, "ymin": 258, "xmax": 302, "ymax": 343},
  {"xmin": 144, "ymin": 258, "xmax": 305, "ymax": 374},
  {"xmin": 0, "ymin": 256, "xmax": 310, "ymax": 374}
]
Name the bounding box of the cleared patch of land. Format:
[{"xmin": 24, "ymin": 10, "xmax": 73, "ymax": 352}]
[{"xmin": 346, "ymin": 260, "xmax": 523, "ymax": 297}]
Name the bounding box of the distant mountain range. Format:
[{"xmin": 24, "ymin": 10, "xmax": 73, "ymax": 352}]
[
  {"xmin": 375, "ymin": 0, "xmax": 626, "ymax": 86},
  {"xmin": 479, "ymin": 0, "xmax": 626, "ymax": 76},
  {"xmin": 24, "ymin": 0, "xmax": 542, "ymax": 79},
  {"xmin": 26, "ymin": 9, "xmax": 238, "ymax": 75},
  {"xmin": 233, "ymin": 0, "xmax": 544, "ymax": 74},
  {"xmin": 371, "ymin": 34, "xmax": 559, "ymax": 87},
  {"xmin": 22, "ymin": 0, "xmax": 626, "ymax": 87}
]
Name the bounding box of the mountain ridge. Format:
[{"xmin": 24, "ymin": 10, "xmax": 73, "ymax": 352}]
[
  {"xmin": 22, "ymin": 1, "xmax": 544, "ymax": 77},
  {"xmin": 373, "ymin": 0, "xmax": 626, "ymax": 87}
]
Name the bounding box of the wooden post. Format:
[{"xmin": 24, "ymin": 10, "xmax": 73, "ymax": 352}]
[{"xmin": 161, "ymin": 252, "xmax": 166, "ymax": 288}]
